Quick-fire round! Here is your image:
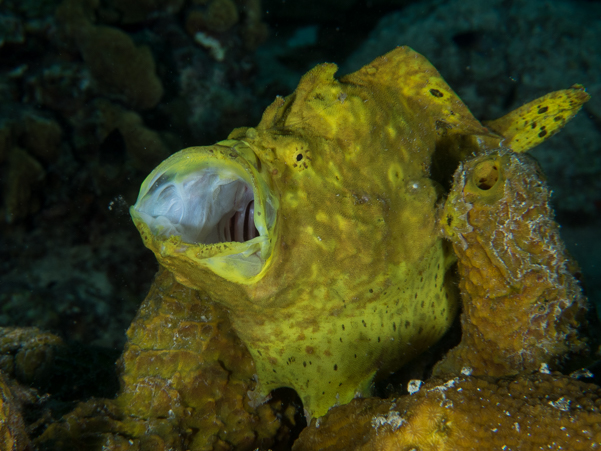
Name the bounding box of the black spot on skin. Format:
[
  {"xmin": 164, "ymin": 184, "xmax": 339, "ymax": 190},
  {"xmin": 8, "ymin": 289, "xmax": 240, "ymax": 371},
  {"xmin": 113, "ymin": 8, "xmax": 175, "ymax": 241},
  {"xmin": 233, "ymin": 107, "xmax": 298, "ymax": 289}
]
[
  {"xmin": 421, "ymin": 301, "xmax": 425, "ymax": 308},
  {"xmin": 554, "ymin": 115, "xmax": 563, "ymax": 122},
  {"xmin": 342, "ymin": 324, "xmax": 345, "ymax": 331},
  {"xmin": 303, "ymin": 361, "xmax": 306, "ymax": 367},
  {"xmin": 539, "ymin": 130, "xmax": 548, "ymax": 138},
  {"xmin": 531, "ymin": 122, "xmax": 537, "ymax": 129},
  {"xmin": 430, "ymin": 88, "xmax": 444, "ymax": 97},
  {"xmin": 405, "ymin": 321, "xmax": 410, "ymax": 328},
  {"xmin": 393, "ymin": 322, "xmax": 397, "ymax": 332},
  {"xmin": 334, "ymin": 364, "xmax": 338, "ymax": 371},
  {"xmin": 354, "ymin": 354, "xmax": 357, "ymax": 358},
  {"xmin": 296, "ymin": 154, "xmax": 303, "ymax": 161},
  {"xmin": 369, "ymin": 288, "xmax": 374, "ymax": 293},
  {"xmin": 340, "ymin": 337, "xmax": 342, "ymax": 342},
  {"xmin": 273, "ymin": 369, "xmax": 277, "ymax": 373},
  {"xmin": 538, "ymin": 106, "xmax": 549, "ymax": 114},
  {"xmin": 377, "ymin": 337, "xmax": 381, "ymax": 343}
]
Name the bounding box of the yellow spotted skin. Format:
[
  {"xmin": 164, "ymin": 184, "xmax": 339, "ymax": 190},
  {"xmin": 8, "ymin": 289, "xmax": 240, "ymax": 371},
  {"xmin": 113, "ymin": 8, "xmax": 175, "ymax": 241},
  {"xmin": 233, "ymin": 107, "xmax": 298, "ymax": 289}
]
[
  {"xmin": 132, "ymin": 46, "xmax": 498, "ymax": 418},
  {"xmin": 483, "ymin": 84, "xmax": 590, "ymax": 153}
]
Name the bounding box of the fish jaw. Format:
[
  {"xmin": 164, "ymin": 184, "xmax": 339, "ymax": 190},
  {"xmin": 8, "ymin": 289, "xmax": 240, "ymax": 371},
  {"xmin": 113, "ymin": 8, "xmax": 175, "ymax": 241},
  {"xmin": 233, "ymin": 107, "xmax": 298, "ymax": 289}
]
[{"xmin": 130, "ymin": 140, "xmax": 279, "ymax": 285}]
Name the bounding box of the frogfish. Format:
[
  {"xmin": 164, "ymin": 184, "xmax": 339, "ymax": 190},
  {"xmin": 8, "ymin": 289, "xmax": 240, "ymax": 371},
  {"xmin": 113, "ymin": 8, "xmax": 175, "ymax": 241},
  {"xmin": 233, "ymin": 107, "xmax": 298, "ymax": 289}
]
[{"xmin": 130, "ymin": 46, "xmax": 590, "ymax": 419}]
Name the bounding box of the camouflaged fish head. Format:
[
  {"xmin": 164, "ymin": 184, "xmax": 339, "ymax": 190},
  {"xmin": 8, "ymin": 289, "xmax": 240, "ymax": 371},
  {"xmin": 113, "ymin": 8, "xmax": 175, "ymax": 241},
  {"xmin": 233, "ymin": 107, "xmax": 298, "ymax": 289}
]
[{"xmin": 131, "ymin": 46, "xmax": 589, "ymax": 418}]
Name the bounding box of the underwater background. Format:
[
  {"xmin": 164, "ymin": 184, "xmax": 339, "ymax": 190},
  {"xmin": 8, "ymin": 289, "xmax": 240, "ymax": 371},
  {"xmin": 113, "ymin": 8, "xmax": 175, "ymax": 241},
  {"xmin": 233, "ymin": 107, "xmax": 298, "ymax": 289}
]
[{"xmin": 0, "ymin": 0, "xmax": 600, "ymax": 437}]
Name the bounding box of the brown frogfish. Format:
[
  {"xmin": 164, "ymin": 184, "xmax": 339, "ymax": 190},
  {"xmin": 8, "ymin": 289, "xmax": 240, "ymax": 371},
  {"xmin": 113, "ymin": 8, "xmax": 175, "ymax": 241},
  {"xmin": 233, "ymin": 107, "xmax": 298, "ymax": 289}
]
[{"xmin": 129, "ymin": 46, "xmax": 590, "ymax": 419}]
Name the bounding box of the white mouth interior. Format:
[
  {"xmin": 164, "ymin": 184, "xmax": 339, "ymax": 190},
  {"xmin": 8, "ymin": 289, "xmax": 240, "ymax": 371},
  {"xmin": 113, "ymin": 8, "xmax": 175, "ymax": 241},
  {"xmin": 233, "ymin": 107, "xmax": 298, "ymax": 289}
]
[{"xmin": 134, "ymin": 168, "xmax": 259, "ymax": 245}]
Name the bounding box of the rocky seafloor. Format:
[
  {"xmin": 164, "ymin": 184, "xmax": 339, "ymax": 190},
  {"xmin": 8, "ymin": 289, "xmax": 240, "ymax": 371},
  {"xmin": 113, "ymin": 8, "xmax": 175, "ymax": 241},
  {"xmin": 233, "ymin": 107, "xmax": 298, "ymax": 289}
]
[{"xmin": 0, "ymin": 0, "xmax": 600, "ymax": 448}]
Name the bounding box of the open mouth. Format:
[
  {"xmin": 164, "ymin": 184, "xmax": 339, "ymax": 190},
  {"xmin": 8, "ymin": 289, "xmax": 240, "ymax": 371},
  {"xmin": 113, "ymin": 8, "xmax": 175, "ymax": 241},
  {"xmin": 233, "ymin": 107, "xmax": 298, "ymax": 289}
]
[
  {"xmin": 130, "ymin": 143, "xmax": 278, "ymax": 283},
  {"xmin": 222, "ymin": 197, "xmax": 259, "ymax": 243},
  {"xmin": 135, "ymin": 168, "xmax": 260, "ymax": 245}
]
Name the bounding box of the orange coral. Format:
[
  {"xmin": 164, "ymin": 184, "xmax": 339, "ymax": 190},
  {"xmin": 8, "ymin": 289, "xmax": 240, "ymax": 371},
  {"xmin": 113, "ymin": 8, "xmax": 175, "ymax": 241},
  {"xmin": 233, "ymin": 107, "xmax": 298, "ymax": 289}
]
[
  {"xmin": 434, "ymin": 149, "xmax": 588, "ymax": 378},
  {"xmin": 293, "ymin": 372, "xmax": 601, "ymax": 451},
  {"xmin": 36, "ymin": 269, "xmax": 297, "ymax": 450}
]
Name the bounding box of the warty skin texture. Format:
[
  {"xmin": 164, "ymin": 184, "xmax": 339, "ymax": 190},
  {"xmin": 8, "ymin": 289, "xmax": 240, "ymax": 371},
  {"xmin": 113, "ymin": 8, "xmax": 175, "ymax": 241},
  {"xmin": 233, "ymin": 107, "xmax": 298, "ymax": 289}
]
[
  {"xmin": 131, "ymin": 46, "xmax": 497, "ymax": 418},
  {"xmin": 131, "ymin": 48, "xmax": 591, "ymax": 420}
]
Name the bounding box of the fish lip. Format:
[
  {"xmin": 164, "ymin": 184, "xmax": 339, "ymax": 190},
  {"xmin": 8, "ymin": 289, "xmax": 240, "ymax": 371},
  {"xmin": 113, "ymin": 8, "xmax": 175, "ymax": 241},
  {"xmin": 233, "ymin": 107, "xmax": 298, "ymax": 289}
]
[{"xmin": 130, "ymin": 141, "xmax": 278, "ymax": 282}]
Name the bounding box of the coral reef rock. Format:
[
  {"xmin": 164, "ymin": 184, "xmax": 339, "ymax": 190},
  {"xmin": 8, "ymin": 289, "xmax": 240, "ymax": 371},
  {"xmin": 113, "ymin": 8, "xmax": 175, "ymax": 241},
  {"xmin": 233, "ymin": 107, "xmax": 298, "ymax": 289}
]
[{"xmin": 293, "ymin": 372, "xmax": 601, "ymax": 451}]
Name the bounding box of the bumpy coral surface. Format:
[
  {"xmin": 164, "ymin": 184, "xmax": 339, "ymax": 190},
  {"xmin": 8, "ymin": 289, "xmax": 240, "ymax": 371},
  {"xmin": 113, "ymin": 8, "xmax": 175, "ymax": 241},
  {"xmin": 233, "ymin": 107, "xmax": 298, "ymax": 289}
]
[
  {"xmin": 293, "ymin": 372, "xmax": 601, "ymax": 451},
  {"xmin": 434, "ymin": 149, "xmax": 588, "ymax": 377},
  {"xmin": 36, "ymin": 269, "xmax": 296, "ymax": 451},
  {"xmin": 431, "ymin": 86, "xmax": 591, "ymax": 378},
  {"xmin": 130, "ymin": 46, "xmax": 503, "ymax": 418}
]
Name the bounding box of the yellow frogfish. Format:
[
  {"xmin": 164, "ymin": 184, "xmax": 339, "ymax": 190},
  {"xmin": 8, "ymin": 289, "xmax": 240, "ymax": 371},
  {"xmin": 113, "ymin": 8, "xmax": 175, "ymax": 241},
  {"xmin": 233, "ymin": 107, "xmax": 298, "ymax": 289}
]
[{"xmin": 130, "ymin": 46, "xmax": 590, "ymax": 419}]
